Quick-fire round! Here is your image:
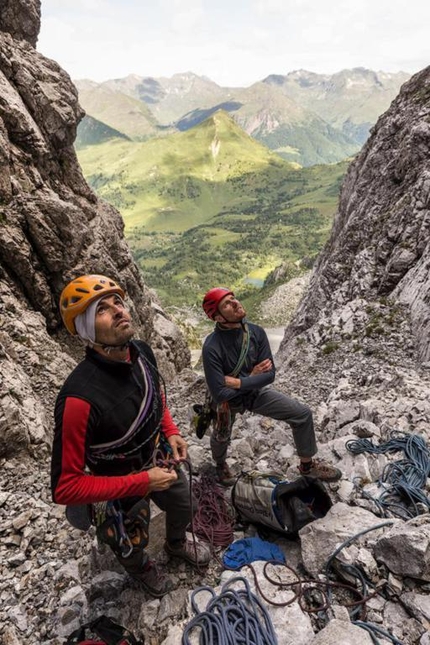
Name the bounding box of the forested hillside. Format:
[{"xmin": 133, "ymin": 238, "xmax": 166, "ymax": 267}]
[{"xmin": 77, "ymin": 111, "xmax": 348, "ymax": 307}]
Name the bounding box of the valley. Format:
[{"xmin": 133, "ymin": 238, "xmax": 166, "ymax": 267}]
[
  {"xmin": 77, "ymin": 111, "xmax": 348, "ymax": 316},
  {"xmin": 75, "ymin": 67, "xmax": 408, "ymax": 321}
]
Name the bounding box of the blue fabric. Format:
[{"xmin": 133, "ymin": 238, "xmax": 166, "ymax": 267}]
[{"xmin": 223, "ymin": 537, "xmax": 286, "ymax": 569}]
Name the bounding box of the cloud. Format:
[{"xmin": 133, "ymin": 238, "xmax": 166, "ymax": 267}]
[
  {"xmin": 41, "ymin": 0, "xmax": 109, "ymax": 14},
  {"xmin": 37, "ymin": 0, "xmax": 430, "ymax": 85}
]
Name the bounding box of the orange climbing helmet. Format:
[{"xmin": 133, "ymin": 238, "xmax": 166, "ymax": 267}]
[
  {"xmin": 59, "ymin": 274, "xmax": 125, "ymax": 335},
  {"xmin": 202, "ymin": 287, "xmax": 234, "ymax": 320}
]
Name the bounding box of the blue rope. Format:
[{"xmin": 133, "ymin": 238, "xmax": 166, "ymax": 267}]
[
  {"xmin": 182, "ymin": 577, "xmax": 278, "ymax": 644},
  {"xmin": 323, "ymin": 522, "xmax": 405, "ymax": 644},
  {"xmin": 346, "ymin": 431, "xmax": 430, "ymax": 519},
  {"xmin": 353, "ymin": 620, "xmax": 405, "ymax": 644}
]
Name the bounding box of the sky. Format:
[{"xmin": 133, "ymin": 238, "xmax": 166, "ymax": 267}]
[{"xmin": 38, "ymin": 0, "xmax": 430, "ymax": 87}]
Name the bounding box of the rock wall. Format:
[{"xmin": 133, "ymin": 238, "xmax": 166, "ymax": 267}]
[
  {"xmin": 0, "ymin": 0, "xmax": 189, "ymax": 457},
  {"xmin": 274, "ymin": 70, "xmax": 430, "ymax": 497},
  {"xmin": 0, "ymin": 0, "xmax": 41, "ymax": 46},
  {"xmin": 281, "ymin": 66, "xmax": 430, "ymax": 362}
]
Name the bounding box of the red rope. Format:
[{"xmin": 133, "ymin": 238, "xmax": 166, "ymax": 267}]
[{"xmin": 191, "ymin": 471, "xmax": 235, "ymax": 548}]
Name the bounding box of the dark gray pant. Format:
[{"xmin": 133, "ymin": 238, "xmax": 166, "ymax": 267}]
[
  {"xmin": 150, "ymin": 469, "xmax": 193, "ymax": 545},
  {"xmin": 116, "ymin": 469, "xmax": 193, "ymax": 573},
  {"xmin": 210, "ymin": 386, "xmax": 317, "ymax": 465}
]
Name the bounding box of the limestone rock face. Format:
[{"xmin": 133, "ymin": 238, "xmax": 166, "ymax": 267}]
[
  {"xmin": 268, "ymin": 69, "xmax": 430, "ymax": 645},
  {"xmin": 281, "ymin": 66, "xmax": 430, "ymax": 362},
  {"xmin": 0, "ymin": 2, "xmax": 189, "ymax": 457},
  {"xmin": 0, "ymin": 0, "xmax": 41, "ymax": 46},
  {"xmin": 299, "ymin": 502, "xmax": 392, "ymax": 577}
]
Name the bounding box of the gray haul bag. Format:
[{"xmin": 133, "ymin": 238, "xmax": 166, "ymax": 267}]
[{"xmin": 231, "ymin": 470, "xmax": 332, "ymax": 535}]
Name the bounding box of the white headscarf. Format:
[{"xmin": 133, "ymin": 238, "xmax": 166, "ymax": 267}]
[
  {"xmin": 74, "ymin": 299, "xmax": 100, "ymax": 344},
  {"xmin": 74, "ymin": 295, "xmax": 126, "ymax": 344}
]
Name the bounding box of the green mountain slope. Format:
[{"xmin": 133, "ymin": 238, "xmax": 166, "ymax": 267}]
[
  {"xmin": 75, "ymin": 115, "xmax": 130, "ymax": 148},
  {"xmin": 263, "ymin": 68, "xmax": 410, "ymax": 144},
  {"xmin": 75, "ymin": 80, "xmax": 160, "ymax": 140},
  {"xmin": 75, "ymin": 69, "xmax": 408, "ymax": 164},
  {"xmin": 77, "ymin": 74, "xmax": 360, "ymax": 167},
  {"xmin": 77, "ymin": 111, "xmax": 349, "ymax": 307},
  {"xmin": 102, "ymin": 72, "xmax": 227, "ymax": 126},
  {"xmin": 177, "ymin": 82, "xmax": 359, "ymax": 166}
]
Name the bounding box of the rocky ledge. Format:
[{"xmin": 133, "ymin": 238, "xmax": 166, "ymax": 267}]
[{"xmin": 2, "ymin": 293, "xmax": 430, "ymax": 644}]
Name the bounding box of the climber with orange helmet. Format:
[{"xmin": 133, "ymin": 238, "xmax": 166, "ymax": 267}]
[
  {"xmin": 51, "ymin": 274, "xmax": 210, "ymax": 598},
  {"xmin": 201, "ymin": 287, "xmax": 342, "ymax": 486}
]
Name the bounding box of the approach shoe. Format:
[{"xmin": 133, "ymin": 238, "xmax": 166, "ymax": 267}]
[
  {"xmin": 215, "ymin": 462, "xmax": 236, "ymax": 487},
  {"xmin": 299, "ymin": 458, "xmax": 342, "ymax": 483},
  {"xmin": 129, "ymin": 559, "xmax": 174, "ymax": 598},
  {"xmin": 164, "ymin": 538, "xmax": 211, "ymax": 568}
]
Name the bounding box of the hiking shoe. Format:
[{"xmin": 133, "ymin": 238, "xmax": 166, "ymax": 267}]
[
  {"xmin": 129, "ymin": 559, "xmax": 174, "ymax": 598},
  {"xmin": 164, "ymin": 539, "xmax": 211, "ymax": 567},
  {"xmin": 215, "ymin": 462, "xmax": 236, "ymax": 487},
  {"xmin": 299, "ymin": 458, "xmax": 342, "ymax": 483}
]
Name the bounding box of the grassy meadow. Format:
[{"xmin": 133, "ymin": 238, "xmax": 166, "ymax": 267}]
[{"xmin": 77, "ymin": 111, "xmax": 350, "ymax": 313}]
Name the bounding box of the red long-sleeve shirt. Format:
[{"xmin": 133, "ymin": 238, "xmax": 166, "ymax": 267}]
[{"xmin": 51, "ymin": 341, "xmax": 180, "ymax": 505}]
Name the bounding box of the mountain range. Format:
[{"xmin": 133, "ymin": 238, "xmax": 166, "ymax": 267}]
[
  {"xmin": 75, "ymin": 68, "xmax": 409, "ymax": 166},
  {"xmin": 77, "ymin": 110, "xmax": 347, "ymax": 307}
]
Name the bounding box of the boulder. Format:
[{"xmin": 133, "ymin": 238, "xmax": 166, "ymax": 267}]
[
  {"xmin": 373, "ymin": 516, "xmax": 430, "ymax": 581},
  {"xmin": 309, "ymin": 618, "xmax": 374, "ymax": 645},
  {"xmin": 300, "ymin": 502, "xmax": 393, "ymax": 576}
]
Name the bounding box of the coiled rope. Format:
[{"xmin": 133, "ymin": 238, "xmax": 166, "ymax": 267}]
[
  {"xmin": 323, "ymin": 521, "xmax": 405, "ymax": 643},
  {"xmin": 184, "ymin": 456, "xmax": 408, "ymax": 643},
  {"xmin": 182, "ymin": 576, "xmax": 278, "ymax": 645},
  {"xmin": 191, "ymin": 469, "xmax": 236, "ymax": 548},
  {"xmin": 346, "ymin": 431, "xmax": 430, "ymax": 519},
  {"xmin": 181, "ymin": 507, "xmax": 404, "ymax": 644}
]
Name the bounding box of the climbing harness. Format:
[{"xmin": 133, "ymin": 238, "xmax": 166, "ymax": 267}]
[
  {"xmin": 94, "ymin": 500, "xmax": 145, "ymax": 559},
  {"xmin": 206, "ymin": 322, "xmax": 250, "ymax": 442},
  {"xmin": 213, "ymin": 401, "xmax": 233, "ymax": 442},
  {"xmin": 346, "ymin": 431, "xmax": 430, "ymax": 519},
  {"xmin": 93, "ymin": 437, "xmax": 182, "ymax": 559}
]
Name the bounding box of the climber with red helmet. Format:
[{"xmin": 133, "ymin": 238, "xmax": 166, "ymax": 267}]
[
  {"xmin": 201, "ymin": 287, "xmax": 342, "ymax": 486},
  {"xmin": 51, "ymin": 275, "xmax": 210, "ymax": 598}
]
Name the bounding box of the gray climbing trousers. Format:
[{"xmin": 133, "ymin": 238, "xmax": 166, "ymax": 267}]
[
  {"xmin": 210, "ymin": 386, "xmax": 317, "ymax": 466},
  {"xmin": 110, "ymin": 470, "xmax": 193, "ymax": 574}
]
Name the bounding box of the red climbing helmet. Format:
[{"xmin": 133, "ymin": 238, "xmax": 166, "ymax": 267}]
[{"xmin": 202, "ymin": 287, "xmax": 234, "ymax": 320}]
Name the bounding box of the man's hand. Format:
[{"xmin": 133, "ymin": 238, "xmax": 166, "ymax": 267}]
[
  {"xmin": 225, "ymin": 376, "xmax": 241, "ymax": 389},
  {"xmin": 167, "ymin": 434, "xmax": 187, "ymax": 460},
  {"xmin": 250, "ymin": 359, "xmax": 273, "ymax": 375},
  {"xmin": 147, "ymin": 466, "xmax": 178, "ymax": 492}
]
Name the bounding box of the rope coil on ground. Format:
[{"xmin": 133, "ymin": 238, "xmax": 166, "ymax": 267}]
[
  {"xmin": 191, "ymin": 470, "xmax": 236, "ymax": 547},
  {"xmin": 228, "ymin": 528, "xmax": 405, "ymax": 643},
  {"xmin": 186, "ymin": 461, "xmax": 407, "ymax": 643},
  {"xmin": 346, "ymin": 431, "xmax": 430, "ymax": 519},
  {"xmin": 182, "ymin": 576, "xmax": 278, "ymax": 645}
]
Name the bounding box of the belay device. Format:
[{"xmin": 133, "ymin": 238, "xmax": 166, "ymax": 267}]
[{"xmin": 231, "ymin": 471, "xmax": 332, "ymax": 534}]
